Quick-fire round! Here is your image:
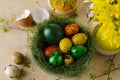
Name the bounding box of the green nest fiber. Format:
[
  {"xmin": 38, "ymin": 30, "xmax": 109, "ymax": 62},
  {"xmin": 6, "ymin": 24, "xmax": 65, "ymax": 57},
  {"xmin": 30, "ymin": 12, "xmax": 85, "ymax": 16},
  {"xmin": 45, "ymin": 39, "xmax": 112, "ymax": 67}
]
[{"xmin": 30, "ymin": 17, "xmax": 96, "ymax": 77}]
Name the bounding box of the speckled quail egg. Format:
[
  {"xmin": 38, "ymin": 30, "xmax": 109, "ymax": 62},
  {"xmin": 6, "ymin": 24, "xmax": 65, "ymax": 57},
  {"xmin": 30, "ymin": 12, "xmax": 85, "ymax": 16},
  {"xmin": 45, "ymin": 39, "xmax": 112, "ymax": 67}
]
[{"xmin": 4, "ymin": 65, "xmax": 21, "ymax": 78}]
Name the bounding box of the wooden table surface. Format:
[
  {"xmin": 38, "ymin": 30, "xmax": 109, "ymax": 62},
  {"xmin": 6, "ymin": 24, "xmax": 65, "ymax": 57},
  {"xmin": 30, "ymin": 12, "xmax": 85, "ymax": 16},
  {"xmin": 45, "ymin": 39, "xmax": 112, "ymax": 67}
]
[{"xmin": 0, "ymin": 0, "xmax": 120, "ymax": 80}]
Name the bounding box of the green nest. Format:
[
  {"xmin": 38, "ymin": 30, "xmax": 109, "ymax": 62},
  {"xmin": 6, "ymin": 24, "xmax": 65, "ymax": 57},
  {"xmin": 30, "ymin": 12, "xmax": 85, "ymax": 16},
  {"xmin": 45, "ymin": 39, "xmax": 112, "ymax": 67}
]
[{"xmin": 30, "ymin": 17, "xmax": 96, "ymax": 77}]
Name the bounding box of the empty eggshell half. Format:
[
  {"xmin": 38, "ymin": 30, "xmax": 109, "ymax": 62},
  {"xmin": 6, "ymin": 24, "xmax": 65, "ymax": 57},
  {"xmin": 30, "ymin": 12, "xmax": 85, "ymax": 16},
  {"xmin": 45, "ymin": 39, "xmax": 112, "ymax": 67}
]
[
  {"xmin": 16, "ymin": 9, "xmax": 33, "ymax": 27},
  {"xmin": 32, "ymin": 7, "xmax": 50, "ymax": 23}
]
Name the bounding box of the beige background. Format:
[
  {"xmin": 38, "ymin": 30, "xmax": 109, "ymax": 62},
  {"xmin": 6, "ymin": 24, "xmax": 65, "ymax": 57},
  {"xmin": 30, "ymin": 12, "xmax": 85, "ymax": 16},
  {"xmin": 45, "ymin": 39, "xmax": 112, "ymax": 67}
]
[{"xmin": 0, "ymin": 0, "xmax": 120, "ymax": 80}]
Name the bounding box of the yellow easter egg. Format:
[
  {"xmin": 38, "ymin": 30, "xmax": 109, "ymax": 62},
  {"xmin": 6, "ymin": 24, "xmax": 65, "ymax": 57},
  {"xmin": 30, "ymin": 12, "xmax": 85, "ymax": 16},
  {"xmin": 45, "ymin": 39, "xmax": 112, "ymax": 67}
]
[
  {"xmin": 72, "ymin": 33, "xmax": 88, "ymax": 45},
  {"xmin": 64, "ymin": 55, "xmax": 74, "ymax": 65},
  {"xmin": 59, "ymin": 38, "xmax": 72, "ymax": 54}
]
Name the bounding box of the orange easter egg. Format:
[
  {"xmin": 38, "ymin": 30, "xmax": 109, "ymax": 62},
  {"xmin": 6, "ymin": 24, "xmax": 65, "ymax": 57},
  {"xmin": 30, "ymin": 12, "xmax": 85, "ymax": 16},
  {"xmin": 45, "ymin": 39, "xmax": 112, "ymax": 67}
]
[{"xmin": 65, "ymin": 24, "xmax": 79, "ymax": 36}]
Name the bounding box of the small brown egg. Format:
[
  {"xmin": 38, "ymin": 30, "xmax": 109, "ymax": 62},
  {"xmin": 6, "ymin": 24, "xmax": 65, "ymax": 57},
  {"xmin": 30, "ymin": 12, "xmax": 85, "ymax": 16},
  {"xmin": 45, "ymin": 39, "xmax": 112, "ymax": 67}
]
[{"xmin": 11, "ymin": 52, "xmax": 24, "ymax": 65}]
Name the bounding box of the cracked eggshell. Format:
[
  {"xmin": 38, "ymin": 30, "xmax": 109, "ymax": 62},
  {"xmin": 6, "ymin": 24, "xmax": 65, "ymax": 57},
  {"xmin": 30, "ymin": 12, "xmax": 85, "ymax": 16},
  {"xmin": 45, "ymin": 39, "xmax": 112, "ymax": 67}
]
[
  {"xmin": 4, "ymin": 65, "xmax": 21, "ymax": 78},
  {"xmin": 32, "ymin": 7, "xmax": 50, "ymax": 23},
  {"xmin": 16, "ymin": 9, "xmax": 33, "ymax": 27}
]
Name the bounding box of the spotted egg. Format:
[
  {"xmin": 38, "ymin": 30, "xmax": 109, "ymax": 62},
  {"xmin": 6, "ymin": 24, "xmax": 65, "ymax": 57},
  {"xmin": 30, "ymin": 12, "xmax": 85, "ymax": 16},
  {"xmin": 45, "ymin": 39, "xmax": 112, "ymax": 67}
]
[{"xmin": 4, "ymin": 65, "xmax": 21, "ymax": 78}]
